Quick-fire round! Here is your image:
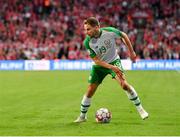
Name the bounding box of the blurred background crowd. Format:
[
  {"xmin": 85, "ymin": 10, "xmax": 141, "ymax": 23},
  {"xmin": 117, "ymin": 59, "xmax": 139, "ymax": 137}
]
[{"xmin": 0, "ymin": 0, "xmax": 179, "ymax": 60}]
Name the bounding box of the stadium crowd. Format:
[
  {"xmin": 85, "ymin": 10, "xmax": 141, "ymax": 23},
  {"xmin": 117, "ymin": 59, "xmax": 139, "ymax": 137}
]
[{"xmin": 0, "ymin": 0, "xmax": 179, "ymax": 60}]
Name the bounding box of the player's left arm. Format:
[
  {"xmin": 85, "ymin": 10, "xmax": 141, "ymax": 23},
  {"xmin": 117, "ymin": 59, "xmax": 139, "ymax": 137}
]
[
  {"xmin": 101, "ymin": 27, "xmax": 136, "ymax": 62},
  {"xmin": 121, "ymin": 32, "xmax": 136, "ymax": 63}
]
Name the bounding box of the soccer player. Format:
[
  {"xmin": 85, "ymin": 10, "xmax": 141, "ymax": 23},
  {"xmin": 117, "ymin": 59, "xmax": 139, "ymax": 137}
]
[{"xmin": 74, "ymin": 17, "xmax": 148, "ymax": 123}]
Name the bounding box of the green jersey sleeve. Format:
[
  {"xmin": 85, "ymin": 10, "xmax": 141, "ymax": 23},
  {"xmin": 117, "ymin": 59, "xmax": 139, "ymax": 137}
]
[
  {"xmin": 83, "ymin": 36, "xmax": 96, "ymax": 58},
  {"xmin": 101, "ymin": 27, "xmax": 123, "ymax": 37}
]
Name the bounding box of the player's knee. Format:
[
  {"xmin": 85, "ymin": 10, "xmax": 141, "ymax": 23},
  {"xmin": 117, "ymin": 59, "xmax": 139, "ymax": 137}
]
[
  {"xmin": 121, "ymin": 82, "xmax": 129, "ymax": 90},
  {"xmin": 86, "ymin": 94, "xmax": 92, "ymax": 98},
  {"xmin": 122, "ymin": 85, "xmax": 129, "ymax": 91}
]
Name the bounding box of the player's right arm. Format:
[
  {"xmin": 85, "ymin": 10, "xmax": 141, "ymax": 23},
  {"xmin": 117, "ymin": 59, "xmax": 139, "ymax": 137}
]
[
  {"xmin": 91, "ymin": 56, "xmax": 123, "ymax": 78},
  {"xmin": 83, "ymin": 36, "xmax": 122, "ymax": 77},
  {"xmin": 83, "ymin": 36, "xmax": 96, "ymax": 58}
]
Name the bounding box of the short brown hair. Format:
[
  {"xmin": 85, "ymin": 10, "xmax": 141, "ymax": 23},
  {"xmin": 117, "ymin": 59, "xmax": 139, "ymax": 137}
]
[{"xmin": 84, "ymin": 17, "xmax": 100, "ymax": 27}]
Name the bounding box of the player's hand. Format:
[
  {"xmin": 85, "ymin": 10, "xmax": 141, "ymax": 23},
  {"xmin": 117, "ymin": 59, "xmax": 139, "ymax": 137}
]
[
  {"xmin": 111, "ymin": 66, "xmax": 123, "ymax": 78},
  {"xmin": 130, "ymin": 51, "xmax": 136, "ymax": 63}
]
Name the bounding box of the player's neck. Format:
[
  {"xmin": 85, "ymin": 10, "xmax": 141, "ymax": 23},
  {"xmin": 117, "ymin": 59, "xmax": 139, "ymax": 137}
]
[{"xmin": 94, "ymin": 30, "xmax": 101, "ymax": 38}]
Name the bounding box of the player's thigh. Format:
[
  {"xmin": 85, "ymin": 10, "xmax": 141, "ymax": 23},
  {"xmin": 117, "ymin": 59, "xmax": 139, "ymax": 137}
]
[
  {"xmin": 88, "ymin": 66, "xmax": 108, "ymax": 84},
  {"xmin": 115, "ymin": 72, "xmax": 126, "ymax": 84},
  {"xmin": 115, "ymin": 74, "xmax": 130, "ymax": 90}
]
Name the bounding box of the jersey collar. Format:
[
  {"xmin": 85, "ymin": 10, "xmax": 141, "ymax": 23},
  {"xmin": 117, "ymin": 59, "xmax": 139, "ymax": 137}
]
[
  {"xmin": 98, "ymin": 29, "xmax": 102, "ymax": 37},
  {"xmin": 92, "ymin": 29, "xmax": 102, "ymax": 39}
]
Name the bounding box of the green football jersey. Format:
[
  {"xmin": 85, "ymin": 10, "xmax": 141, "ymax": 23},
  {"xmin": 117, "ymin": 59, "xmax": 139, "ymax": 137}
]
[{"xmin": 83, "ymin": 27, "xmax": 123, "ymax": 63}]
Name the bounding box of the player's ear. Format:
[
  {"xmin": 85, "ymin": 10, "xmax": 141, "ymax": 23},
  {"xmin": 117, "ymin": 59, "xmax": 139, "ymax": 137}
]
[{"xmin": 95, "ymin": 25, "xmax": 99, "ymax": 30}]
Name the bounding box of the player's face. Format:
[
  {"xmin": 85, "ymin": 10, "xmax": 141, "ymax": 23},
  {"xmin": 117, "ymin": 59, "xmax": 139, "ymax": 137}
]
[{"xmin": 84, "ymin": 24, "xmax": 99, "ymax": 37}]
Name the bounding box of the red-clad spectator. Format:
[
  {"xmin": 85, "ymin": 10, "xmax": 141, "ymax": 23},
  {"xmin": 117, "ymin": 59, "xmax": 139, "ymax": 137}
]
[{"xmin": 0, "ymin": 0, "xmax": 179, "ymax": 60}]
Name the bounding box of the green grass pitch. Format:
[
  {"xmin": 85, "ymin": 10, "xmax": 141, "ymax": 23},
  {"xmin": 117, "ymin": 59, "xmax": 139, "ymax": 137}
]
[{"xmin": 0, "ymin": 70, "xmax": 180, "ymax": 136}]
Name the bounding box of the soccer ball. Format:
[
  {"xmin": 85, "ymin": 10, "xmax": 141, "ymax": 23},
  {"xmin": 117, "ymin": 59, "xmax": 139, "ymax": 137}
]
[{"xmin": 95, "ymin": 108, "xmax": 112, "ymax": 123}]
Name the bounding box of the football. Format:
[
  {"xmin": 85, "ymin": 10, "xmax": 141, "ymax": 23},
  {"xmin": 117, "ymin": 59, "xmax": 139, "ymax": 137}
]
[{"xmin": 95, "ymin": 108, "xmax": 112, "ymax": 123}]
